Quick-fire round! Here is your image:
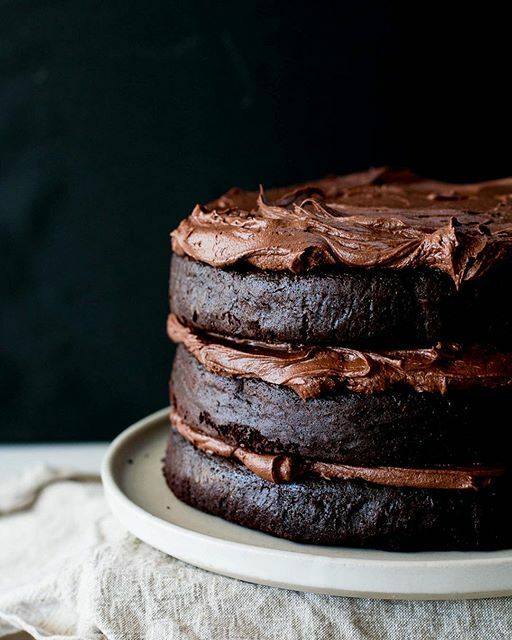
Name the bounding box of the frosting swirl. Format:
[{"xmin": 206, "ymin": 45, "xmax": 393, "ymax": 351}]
[
  {"xmin": 170, "ymin": 411, "xmax": 506, "ymax": 490},
  {"xmin": 171, "ymin": 167, "xmax": 512, "ymax": 285},
  {"xmin": 168, "ymin": 314, "xmax": 512, "ymax": 399}
]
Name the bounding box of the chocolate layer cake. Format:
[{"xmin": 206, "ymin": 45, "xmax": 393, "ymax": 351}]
[{"xmin": 164, "ymin": 167, "xmax": 512, "ymax": 551}]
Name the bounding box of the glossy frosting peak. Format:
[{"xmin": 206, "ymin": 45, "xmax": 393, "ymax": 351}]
[
  {"xmin": 171, "ymin": 167, "xmax": 512, "ymax": 284},
  {"xmin": 168, "ymin": 314, "xmax": 512, "ymax": 399}
]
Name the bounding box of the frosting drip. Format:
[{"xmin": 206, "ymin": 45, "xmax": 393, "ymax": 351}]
[
  {"xmin": 171, "ymin": 167, "xmax": 512, "ymax": 285},
  {"xmin": 170, "ymin": 411, "xmax": 506, "ymax": 490},
  {"xmin": 167, "ymin": 314, "xmax": 512, "ymax": 399}
]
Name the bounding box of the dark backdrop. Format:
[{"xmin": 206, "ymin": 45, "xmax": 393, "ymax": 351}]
[{"xmin": 2, "ymin": 1, "xmax": 511, "ymax": 441}]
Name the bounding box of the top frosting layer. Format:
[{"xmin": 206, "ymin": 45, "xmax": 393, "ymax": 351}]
[{"xmin": 171, "ymin": 167, "xmax": 512, "ymax": 284}]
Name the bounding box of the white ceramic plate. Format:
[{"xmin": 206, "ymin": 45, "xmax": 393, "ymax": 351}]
[{"xmin": 102, "ymin": 407, "xmax": 512, "ymax": 600}]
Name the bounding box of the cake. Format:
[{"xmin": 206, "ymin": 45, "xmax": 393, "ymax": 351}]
[{"xmin": 164, "ymin": 166, "xmax": 512, "ymax": 551}]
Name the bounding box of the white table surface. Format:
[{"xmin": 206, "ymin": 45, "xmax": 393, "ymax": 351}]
[
  {"xmin": 0, "ymin": 442, "xmax": 109, "ymax": 640},
  {"xmin": 0, "ymin": 442, "xmax": 109, "ymax": 479}
]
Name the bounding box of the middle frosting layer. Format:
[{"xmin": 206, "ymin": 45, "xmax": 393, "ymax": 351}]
[{"xmin": 167, "ymin": 314, "xmax": 512, "ymax": 399}]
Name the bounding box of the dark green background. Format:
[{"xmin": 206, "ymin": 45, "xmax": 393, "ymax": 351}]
[{"xmin": 2, "ymin": 1, "xmax": 511, "ymax": 441}]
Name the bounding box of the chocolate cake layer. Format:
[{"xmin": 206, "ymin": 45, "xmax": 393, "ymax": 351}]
[
  {"xmin": 164, "ymin": 428, "xmax": 512, "ymax": 551},
  {"xmin": 170, "ymin": 254, "xmax": 512, "ymax": 348},
  {"xmin": 171, "ymin": 346, "xmax": 512, "ymax": 467}
]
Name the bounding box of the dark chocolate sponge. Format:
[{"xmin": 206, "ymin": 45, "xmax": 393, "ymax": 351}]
[
  {"xmin": 164, "ymin": 429, "xmax": 512, "ymax": 551},
  {"xmin": 171, "ymin": 345, "xmax": 512, "ymax": 467},
  {"xmin": 170, "ymin": 254, "xmax": 512, "ymax": 348}
]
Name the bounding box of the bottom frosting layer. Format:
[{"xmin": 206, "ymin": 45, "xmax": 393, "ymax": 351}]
[{"xmin": 164, "ymin": 429, "xmax": 512, "ymax": 551}]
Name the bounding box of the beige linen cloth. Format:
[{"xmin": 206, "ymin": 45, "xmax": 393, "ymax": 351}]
[{"xmin": 0, "ymin": 466, "xmax": 511, "ymax": 640}]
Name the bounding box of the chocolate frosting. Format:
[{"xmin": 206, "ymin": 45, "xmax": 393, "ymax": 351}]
[
  {"xmin": 168, "ymin": 314, "xmax": 512, "ymax": 399},
  {"xmin": 171, "ymin": 410, "xmax": 295, "ymax": 483},
  {"xmin": 170, "ymin": 411, "xmax": 506, "ymax": 490},
  {"xmin": 171, "ymin": 167, "xmax": 512, "ymax": 285}
]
